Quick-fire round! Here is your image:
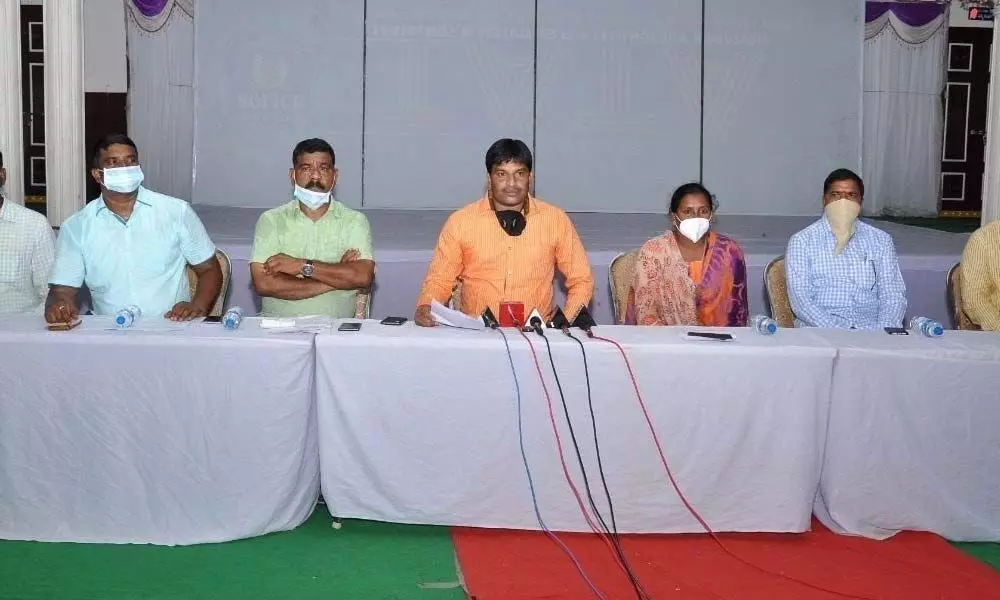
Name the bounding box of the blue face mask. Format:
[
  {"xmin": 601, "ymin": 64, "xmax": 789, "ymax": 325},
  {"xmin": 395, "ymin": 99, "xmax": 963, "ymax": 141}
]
[
  {"xmin": 293, "ymin": 184, "xmax": 331, "ymax": 210},
  {"xmin": 103, "ymin": 166, "xmax": 144, "ymax": 194}
]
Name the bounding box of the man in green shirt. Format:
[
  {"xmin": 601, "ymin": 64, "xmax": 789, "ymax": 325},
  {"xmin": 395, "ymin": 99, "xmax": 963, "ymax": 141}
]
[{"xmin": 250, "ymin": 138, "xmax": 375, "ymax": 317}]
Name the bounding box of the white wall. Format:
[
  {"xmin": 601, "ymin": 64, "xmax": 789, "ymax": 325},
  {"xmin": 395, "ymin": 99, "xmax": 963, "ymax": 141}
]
[
  {"xmin": 83, "ymin": 0, "xmax": 127, "ymax": 93},
  {"xmin": 951, "ymin": 0, "xmax": 994, "ymax": 28}
]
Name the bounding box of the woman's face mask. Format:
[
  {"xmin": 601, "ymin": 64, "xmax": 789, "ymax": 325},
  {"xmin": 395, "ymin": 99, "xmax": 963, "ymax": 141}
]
[{"xmin": 676, "ymin": 216, "xmax": 711, "ymax": 243}]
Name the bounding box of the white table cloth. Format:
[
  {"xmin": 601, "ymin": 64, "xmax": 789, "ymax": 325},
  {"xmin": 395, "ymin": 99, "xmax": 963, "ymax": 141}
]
[
  {"xmin": 0, "ymin": 315, "xmax": 319, "ymax": 545},
  {"xmin": 813, "ymin": 328, "xmax": 1000, "ymax": 542},
  {"xmin": 316, "ymin": 322, "xmax": 837, "ymax": 533}
]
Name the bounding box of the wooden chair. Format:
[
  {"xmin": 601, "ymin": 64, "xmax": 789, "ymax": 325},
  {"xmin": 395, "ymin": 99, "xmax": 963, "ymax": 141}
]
[
  {"xmin": 763, "ymin": 255, "xmax": 795, "ymax": 328},
  {"xmin": 185, "ymin": 249, "xmax": 231, "ymax": 318},
  {"xmin": 608, "ymin": 250, "xmax": 638, "ymax": 324},
  {"xmin": 948, "ymin": 263, "xmax": 980, "ymax": 331},
  {"xmin": 354, "ymin": 289, "xmax": 371, "ymax": 319}
]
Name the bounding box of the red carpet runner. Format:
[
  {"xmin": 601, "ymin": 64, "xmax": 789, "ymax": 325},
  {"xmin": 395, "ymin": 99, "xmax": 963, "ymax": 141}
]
[{"xmin": 453, "ymin": 520, "xmax": 1000, "ymax": 599}]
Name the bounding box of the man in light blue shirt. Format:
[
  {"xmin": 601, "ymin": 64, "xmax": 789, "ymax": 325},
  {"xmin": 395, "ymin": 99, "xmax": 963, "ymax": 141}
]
[
  {"xmin": 45, "ymin": 134, "xmax": 221, "ymax": 324},
  {"xmin": 785, "ymin": 168, "xmax": 907, "ymax": 330}
]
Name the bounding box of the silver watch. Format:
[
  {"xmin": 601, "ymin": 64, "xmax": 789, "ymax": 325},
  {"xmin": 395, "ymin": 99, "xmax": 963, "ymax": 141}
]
[{"xmin": 301, "ymin": 260, "xmax": 314, "ymax": 278}]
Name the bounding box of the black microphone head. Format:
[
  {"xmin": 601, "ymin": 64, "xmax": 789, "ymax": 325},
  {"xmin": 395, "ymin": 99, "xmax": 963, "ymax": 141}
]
[
  {"xmin": 525, "ymin": 307, "xmax": 545, "ymax": 333},
  {"xmin": 548, "ymin": 306, "xmax": 571, "ymax": 330},
  {"xmin": 571, "ymin": 306, "xmax": 597, "ymax": 331},
  {"xmin": 481, "ymin": 306, "xmax": 499, "ymax": 328}
]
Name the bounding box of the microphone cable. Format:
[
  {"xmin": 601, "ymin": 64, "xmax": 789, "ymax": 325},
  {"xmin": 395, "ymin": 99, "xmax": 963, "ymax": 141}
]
[
  {"xmin": 537, "ymin": 325, "xmax": 649, "ymax": 600},
  {"xmin": 517, "ymin": 326, "xmax": 645, "ymax": 598},
  {"xmin": 494, "ymin": 326, "xmax": 608, "ymax": 600},
  {"xmin": 587, "ymin": 330, "xmax": 878, "ymax": 600}
]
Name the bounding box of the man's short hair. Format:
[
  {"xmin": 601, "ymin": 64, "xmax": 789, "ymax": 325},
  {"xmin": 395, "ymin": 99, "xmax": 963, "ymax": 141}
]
[
  {"xmin": 485, "ymin": 139, "xmax": 532, "ymax": 172},
  {"xmin": 292, "ymin": 138, "xmax": 336, "ymax": 167},
  {"xmin": 91, "ymin": 133, "xmax": 139, "ymax": 169},
  {"xmin": 823, "ymin": 168, "xmax": 864, "ymax": 198}
]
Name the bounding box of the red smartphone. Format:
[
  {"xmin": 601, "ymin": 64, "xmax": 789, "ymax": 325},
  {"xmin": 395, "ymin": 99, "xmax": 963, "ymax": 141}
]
[{"xmin": 499, "ymin": 302, "xmax": 524, "ymax": 328}]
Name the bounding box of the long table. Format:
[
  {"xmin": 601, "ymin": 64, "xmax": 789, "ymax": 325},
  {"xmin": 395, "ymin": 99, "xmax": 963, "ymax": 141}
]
[
  {"xmin": 0, "ymin": 315, "xmax": 319, "ymax": 545},
  {"xmin": 811, "ymin": 328, "xmax": 1000, "ymax": 542},
  {"xmin": 315, "ymin": 323, "xmax": 838, "ymax": 533},
  {"xmin": 3, "ymin": 315, "xmax": 998, "ymax": 544}
]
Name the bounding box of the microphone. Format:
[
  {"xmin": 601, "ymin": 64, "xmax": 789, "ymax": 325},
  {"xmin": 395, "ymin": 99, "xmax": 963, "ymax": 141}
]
[
  {"xmin": 548, "ymin": 306, "xmax": 571, "ymax": 331},
  {"xmin": 525, "ymin": 307, "xmax": 545, "ymax": 335},
  {"xmin": 571, "ymin": 306, "xmax": 597, "ymax": 334},
  {"xmin": 481, "ymin": 306, "xmax": 499, "ymax": 329}
]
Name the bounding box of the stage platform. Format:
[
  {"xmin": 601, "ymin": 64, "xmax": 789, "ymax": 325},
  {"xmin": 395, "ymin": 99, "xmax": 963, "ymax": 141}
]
[{"xmin": 193, "ymin": 205, "xmax": 970, "ymax": 327}]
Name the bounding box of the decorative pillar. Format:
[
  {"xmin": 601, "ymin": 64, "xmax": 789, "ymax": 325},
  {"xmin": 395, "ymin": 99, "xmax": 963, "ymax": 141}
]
[
  {"xmin": 0, "ymin": 0, "xmax": 25, "ymax": 205},
  {"xmin": 44, "ymin": 0, "xmax": 86, "ymax": 225},
  {"xmin": 982, "ymin": 21, "xmax": 1000, "ymax": 225}
]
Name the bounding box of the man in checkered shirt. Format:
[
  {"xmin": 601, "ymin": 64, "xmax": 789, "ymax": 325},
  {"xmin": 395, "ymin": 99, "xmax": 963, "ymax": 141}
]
[
  {"xmin": 785, "ymin": 169, "xmax": 907, "ymax": 330},
  {"xmin": 0, "ymin": 150, "xmax": 56, "ymax": 314}
]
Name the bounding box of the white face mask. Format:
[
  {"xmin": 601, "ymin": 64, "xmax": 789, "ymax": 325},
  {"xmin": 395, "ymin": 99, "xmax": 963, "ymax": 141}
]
[
  {"xmin": 677, "ymin": 217, "xmax": 711, "ymax": 243},
  {"xmin": 824, "ymin": 198, "xmax": 861, "ymax": 254},
  {"xmin": 102, "ymin": 165, "xmax": 144, "ymax": 194},
  {"xmin": 293, "ymin": 184, "xmax": 331, "ymax": 210}
]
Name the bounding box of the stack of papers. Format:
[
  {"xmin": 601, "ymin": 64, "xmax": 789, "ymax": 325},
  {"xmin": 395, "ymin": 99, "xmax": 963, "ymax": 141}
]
[{"xmin": 430, "ymin": 300, "xmax": 485, "ymax": 330}]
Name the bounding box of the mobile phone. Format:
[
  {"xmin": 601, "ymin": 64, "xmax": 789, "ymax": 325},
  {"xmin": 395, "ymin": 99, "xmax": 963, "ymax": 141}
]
[
  {"xmin": 686, "ymin": 331, "xmax": 734, "ymax": 341},
  {"xmin": 338, "ymin": 322, "xmax": 362, "ymax": 332},
  {"xmin": 380, "ymin": 316, "xmax": 408, "ymax": 326},
  {"xmin": 203, "ymin": 315, "xmax": 222, "ymax": 323},
  {"xmin": 884, "ymin": 327, "xmax": 909, "ymax": 335}
]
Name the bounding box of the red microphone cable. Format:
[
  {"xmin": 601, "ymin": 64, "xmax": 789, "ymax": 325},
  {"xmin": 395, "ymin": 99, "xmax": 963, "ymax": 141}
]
[{"xmin": 588, "ymin": 330, "xmax": 878, "ymax": 600}]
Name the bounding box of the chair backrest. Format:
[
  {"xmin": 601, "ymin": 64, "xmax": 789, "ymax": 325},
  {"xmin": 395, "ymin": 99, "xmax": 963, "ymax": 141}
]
[
  {"xmin": 608, "ymin": 250, "xmax": 638, "ymax": 324},
  {"xmin": 449, "ymin": 281, "xmax": 463, "ymax": 311},
  {"xmin": 186, "ymin": 249, "xmax": 231, "ymax": 318},
  {"xmin": 354, "ymin": 289, "xmax": 371, "ymax": 319},
  {"xmin": 764, "ymin": 255, "xmax": 795, "ymax": 328},
  {"xmin": 948, "ymin": 262, "xmax": 980, "ymax": 331}
]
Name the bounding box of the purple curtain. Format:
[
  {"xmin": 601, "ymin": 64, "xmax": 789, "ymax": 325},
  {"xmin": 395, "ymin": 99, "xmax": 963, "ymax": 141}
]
[
  {"xmin": 131, "ymin": 0, "xmax": 171, "ymax": 18},
  {"xmin": 866, "ymin": 2, "xmax": 947, "ymax": 26}
]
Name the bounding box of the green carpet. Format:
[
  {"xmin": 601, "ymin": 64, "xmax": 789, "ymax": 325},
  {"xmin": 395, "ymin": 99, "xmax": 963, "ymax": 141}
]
[
  {"xmin": 873, "ymin": 216, "xmax": 980, "ymax": 234},
  {"xmin": 0, "ymin": 509, "xmax": 465, "ymax": 600},
  {"xmin": 955, "ymin": 542, "xmax": 1000, "ymax": 571}
]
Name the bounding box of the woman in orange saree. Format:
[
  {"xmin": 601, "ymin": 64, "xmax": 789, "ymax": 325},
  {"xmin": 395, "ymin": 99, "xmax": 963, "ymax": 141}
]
[{"xmin": 625, "ymin": 183, "xmax": 748, "ymax": 327}]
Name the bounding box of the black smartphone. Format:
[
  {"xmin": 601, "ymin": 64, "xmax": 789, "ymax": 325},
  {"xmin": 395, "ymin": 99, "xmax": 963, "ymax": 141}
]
[
  {"xmin": 380, "ymin": 316, "xmax": 408, "ymax": 326},
  {"xmin": 686, "ymin": 331, "xmax": 734, "ymax": 342},
  {"xmin": 338, "ymin": 322, "xmax": 362, "ymax": 332},
  {"xmin": 884, "ymin": 327, "xmax": 909, "ymax": 335},
  {"xmin": 203, "ymin": 315, "xmax": 222, "ymax": 323}
]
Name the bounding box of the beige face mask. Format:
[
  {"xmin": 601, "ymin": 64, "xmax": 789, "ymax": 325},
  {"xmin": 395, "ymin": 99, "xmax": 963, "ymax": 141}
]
[{"xmin": 824, "ymin": 198, "xmax": 861, "ymax": 254}]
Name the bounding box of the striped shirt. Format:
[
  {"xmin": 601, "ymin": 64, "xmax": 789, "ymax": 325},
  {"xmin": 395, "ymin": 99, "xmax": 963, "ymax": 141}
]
[
  {"xmin": 960, "ymin": 218, "xmax": 1000, "ymax": 330},
  {"xmin": 417, "ymin": 196, "xmax": 594, "ymax": 320},
  {"xmin": 0, "ymin": 197, "xmax": 55, "ymax": 314},
  {"xmin": 785, "ymin": 216, "xmax": 907, "ymax": 330}
]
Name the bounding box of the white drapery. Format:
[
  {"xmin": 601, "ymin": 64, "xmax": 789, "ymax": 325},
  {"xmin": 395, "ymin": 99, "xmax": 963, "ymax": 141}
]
[
  {"xmin": 862, "ymin": 9, "xmax": 947, "ymax": 217},
  {"xmin": 125, "ymin": 1, "xmax": 194, "ymax": 200}
]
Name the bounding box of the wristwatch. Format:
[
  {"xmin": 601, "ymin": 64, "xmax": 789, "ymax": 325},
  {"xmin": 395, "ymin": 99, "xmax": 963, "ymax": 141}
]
[{"xmin": 301, "ymin": 260, "xmax": 314, "ymax": 278}]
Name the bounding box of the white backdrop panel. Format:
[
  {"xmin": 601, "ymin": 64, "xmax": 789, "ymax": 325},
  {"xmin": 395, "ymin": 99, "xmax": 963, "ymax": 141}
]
[
  {"xmin": 534, "ymin": 0, "xmax": 702, "ymax": 212},
  {"xmin": 362, "ymin": 0, "xmax": 535, "ymax": 209},
  {"xmin": 703, "ymin": 0, "xmax": 863, "ymax": 216},
  {"xmin": 193, "ymin": 1, "xmax": 364, "ymax": 208}
]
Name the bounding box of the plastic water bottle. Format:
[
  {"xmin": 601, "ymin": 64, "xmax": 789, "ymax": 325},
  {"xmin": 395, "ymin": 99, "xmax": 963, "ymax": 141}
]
[
  {"xmin": 752, "ymin": 314, "xmax": 778, "ymax": 335},
  {"xmin": 909, "ymin": 316, "xmax": 944, "ymax": 338},
  {"xmin": 222, "ymin": 306, "xmax": 244, "ymax": 331},
  {"xmin": 114, "ymin": 305, "xmax": 141, "ymax": 328}
]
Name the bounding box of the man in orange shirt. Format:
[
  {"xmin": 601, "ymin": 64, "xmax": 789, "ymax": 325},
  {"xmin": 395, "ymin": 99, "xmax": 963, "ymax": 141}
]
[{"xmin": 415, "ymin": 138, "xmax": 594, "ymax": 327}]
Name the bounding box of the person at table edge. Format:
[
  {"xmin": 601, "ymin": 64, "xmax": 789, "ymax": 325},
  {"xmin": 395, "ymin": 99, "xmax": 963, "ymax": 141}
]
[
  {"xmin": 0, "ymin": 149, "xmax": 56, "ymax": 315},
  {"xmin": 785, "ymin": 168, "xmax": 906, "ymax": 330},
  {"xmin": 414, "ymin": 138, "xmax": 594, "ymax": 326},
  {"xmin": 44, "ymin": 134, "xmax": 222, "ymax": 324},
  {"xmin": 960, "ymin": 217, "xmax": 1000, "ymax": 330},
  {"xmin": 250, "ymin": 138, "xmax": 375, "ymax": 318}
]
